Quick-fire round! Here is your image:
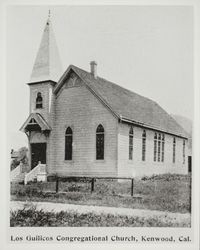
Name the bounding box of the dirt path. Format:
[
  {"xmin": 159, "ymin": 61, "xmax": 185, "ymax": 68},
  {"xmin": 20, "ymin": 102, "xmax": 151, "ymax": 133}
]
[{"xmin": 10, "ymin": 200, "xmax": 190, "ymax": 225}]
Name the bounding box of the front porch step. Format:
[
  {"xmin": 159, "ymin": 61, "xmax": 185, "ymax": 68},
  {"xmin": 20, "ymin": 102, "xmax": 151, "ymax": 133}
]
[{"xmin": 24, "ymin": 163, "xmax": 47, "ymax": 184}]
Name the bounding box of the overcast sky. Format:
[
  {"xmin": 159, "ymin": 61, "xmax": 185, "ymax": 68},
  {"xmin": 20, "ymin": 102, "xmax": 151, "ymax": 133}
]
[{"xmin": 6, "ymin": 5, "xmax": 193, "ymax": 150}]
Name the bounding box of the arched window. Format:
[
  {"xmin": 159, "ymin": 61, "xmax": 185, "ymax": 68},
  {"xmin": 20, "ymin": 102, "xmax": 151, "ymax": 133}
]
[
  {"xmin": 65, "ymin": 127, "xmax": 73, "ymax": 160},
  {"xmin": 142, "ymin": 130, "xmax": 146, "ymax": 161},
  {"xmin": 154, "ymin": 133, "xmax": 157, "ymax": 162},
  {"xmin": 183, "ymin": 140, "xmax": 186, "ymax": 164},
  {"xmin": 158, "ymin": 134, "xmax": 161, "ymax": 162},
  {"xmin": 161, "ymin": 134, "xmax": 165, "ymax": 162},
  {"xmin": 129, "ymin": 127, "xmax": 134, "ymax": 160},
  {"xmin": 36, "ymin": 92, "xmax": 43, "ymax": 109},
  {"xmin": 96, "ymin": 124, "xmax": 104, "ymax": 160},
  {"xmin": 173, "ymin": 137, "xmax": 176, "ymax": 163}
]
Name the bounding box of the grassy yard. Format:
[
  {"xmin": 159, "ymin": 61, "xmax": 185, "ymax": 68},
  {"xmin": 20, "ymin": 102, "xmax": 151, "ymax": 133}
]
[
  {"xmin": 10, "ymin": 174, "xmax": 191, "ymax": 214},
  {"xmin": 10, "ymin": 206, "xmax": 190, "ymax": 227}
]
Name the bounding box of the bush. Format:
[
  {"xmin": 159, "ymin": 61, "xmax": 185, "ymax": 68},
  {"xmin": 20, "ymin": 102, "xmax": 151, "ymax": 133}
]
[
  {"xmin": 10, "ymin": 206, "xmax": 190, "ymax": 227},
  {"xmin": 10, "ymin": 147, "xmax": 28, "ymax": 171}
]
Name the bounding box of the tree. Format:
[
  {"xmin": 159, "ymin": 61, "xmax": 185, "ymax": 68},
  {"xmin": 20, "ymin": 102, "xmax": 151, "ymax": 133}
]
[
  {"xmin": 18, "ymin": 147, "xmax": 28, "ymax": 164},
  {"xmin": 10, "ymin": 147, "xmax": 28, "ymax": 171}
]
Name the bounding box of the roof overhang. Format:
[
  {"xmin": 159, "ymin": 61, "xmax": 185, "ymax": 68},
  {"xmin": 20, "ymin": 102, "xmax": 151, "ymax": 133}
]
[
  {"xmin": 20, "ymin": 113, "xmax": 51, "ymax": 133},
  {"xmin": 120, "ymin": 116, "xmax": 188, "ymax": 139},
  {"xmin": 27, "ymin": 79, "xmax": 57, "ymax": 86}
]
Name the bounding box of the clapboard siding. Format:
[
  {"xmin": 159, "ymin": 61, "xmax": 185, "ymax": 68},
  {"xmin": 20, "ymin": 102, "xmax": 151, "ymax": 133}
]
[
  {"xmin": 117, "ymin": 123, "xmax": 188, "ymax": 177},
  {"xmin": 51, "ymin": 82, "xmax": 118, "ymax": 177},
  {"xmin": 29, "ymin": 82, "xmax": 56, "ymax": 173},
  {"xmin": 30, "ymin": 83, "xmax": 54, "ymax": 125}
]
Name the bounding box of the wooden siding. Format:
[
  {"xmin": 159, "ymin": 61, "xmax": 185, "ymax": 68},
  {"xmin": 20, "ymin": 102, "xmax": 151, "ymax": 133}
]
[
  {"xmin": 28, "ymin": 79, "xmax": 189, "ymax": 178},
  {"xmin": 117, "ymin": 123, "xmax": 188, "ymax": 177},
  {"xmin": 29, "ymin": 82, "xmax": 56, "ymax": 171},
  {"xmin": 50, "ymin": 80, "xmax": 118, "ymax": 177},
  {"xmin": 30, "ymin": 83, "xmax": 55, "ymax": 125}
]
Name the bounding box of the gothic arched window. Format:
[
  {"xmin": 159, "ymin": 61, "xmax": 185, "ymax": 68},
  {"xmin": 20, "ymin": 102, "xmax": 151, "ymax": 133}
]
[
  {"xmin": 183, "ymin": 140, "xmax": 186, "ymax": 164},
  {"xmin": 142, "ymin": 130, "xmax": 146, "ymax": 161},
  {"xmin": 96, "ymin": 124, "xmax": 104, "ymax": 160},
  {"xmin": 65, "ymin": 127, "xmax": 73, "ymax": 160},
  {"xmin": 129, "ymin": 127, "xmax": 134, "ymax": 160},
  {"xmin": 158, "ymin": 133, "xmax": 161, "ymax": 162},
  {"xmin": 161, "ymin": 134, "xmax": 165, "ymax": 162},
  {"xmin": 36, "ymin": 92, "xmax": 43, "ymax": 109},
  {"xmin": 173, "ymin": 137, "xmax": 176, "ymax": 163},
  {"xmin": 154, "ymin": 133, "xmax": 157, "ymax": 162}
]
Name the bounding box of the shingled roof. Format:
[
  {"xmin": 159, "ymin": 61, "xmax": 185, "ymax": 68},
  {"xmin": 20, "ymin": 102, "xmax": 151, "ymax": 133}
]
[
  {"xmin": 55, "ymin": 65, "xmax": 188, "ymax": 138},
  {"xmin": 29, "ymin": 14, "xmax": 62, "ymax": 84}
]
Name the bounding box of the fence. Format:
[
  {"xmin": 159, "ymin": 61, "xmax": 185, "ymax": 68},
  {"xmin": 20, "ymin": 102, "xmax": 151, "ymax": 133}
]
[{"xmin": 54, "ymin": 176, "xmax": 134, "ymax": 196}]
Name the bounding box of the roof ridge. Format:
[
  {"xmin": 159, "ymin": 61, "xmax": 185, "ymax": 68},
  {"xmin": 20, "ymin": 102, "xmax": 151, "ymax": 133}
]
[
  {"xmin": 57, "ymin": 64, "xmax": 188, "ymax": 138},
  {"xmin": 70, "ymin": 64, "xmax": 155, "ymax": 104}
]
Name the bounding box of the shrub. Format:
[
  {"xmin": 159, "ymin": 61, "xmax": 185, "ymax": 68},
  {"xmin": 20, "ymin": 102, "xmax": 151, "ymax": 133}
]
[{"xmin": 10, "ymin": 206, "xmax": 190, "ymax": 227}]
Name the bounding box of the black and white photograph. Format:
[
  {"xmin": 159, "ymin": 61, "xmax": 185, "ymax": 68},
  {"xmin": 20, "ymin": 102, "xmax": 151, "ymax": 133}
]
[{"xmin": 2, "ymin": 1, "xmax": 199, "ymax": 249}]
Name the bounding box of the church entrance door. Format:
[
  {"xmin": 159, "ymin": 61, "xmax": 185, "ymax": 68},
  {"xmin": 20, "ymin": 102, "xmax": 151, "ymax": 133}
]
[{"xmin": 31, "ymin": 143, "xmax": 46, "ymax": 169}]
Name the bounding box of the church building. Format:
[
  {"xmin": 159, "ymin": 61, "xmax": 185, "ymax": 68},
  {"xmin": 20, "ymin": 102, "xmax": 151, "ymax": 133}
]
[{"xmin": 19, "ymin": 15, "xmax": 188, "ymax": 181}]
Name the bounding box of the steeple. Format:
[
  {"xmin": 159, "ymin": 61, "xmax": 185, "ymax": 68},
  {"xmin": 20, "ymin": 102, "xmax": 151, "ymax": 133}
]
[{"xmin": 30, "ymin": 12, "xmax": 62, "ymax": 83}]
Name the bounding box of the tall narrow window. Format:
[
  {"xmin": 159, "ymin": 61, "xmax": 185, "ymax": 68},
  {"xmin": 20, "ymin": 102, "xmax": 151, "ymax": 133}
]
[
  {"xmin": 157, "ymin": 134, "xmax": 161, "ymax": 162},
  {"xmin": 154, "ymin": 133, "xmax": 157, "ymax": 162},
  {"xmin": 183, "ymin": 140, "xmax": 186, "ymax": 164},
  {"xmin": 161, "ymin": 134, "xmax": 165, "ymax": 162},
  {"xmin": 142, "ymin": 130, "xmax": 146, "ymax": 161},
  {"xmin": 36, "ymin": 92, "xmax": 43, "ymax": 109},
  {"xmin": 173, "ymin": 137, "xmax": 176, "ymax": 163},
  {"xmin": 96, "ymin": 124, "xmax": 104, "ymax": 160},
  {"xmin": 65, "ymin": 127, "xmax": 73, "ymax": 160},
  {"xmin": 129, "ymin": 127, "xmax": 134, "ymax": 160}
]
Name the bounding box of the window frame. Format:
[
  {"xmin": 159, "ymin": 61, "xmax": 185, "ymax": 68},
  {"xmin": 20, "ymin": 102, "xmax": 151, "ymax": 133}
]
[
  {"xmin": 36, "ymin": 92, "xmax": 43, "ymax": 109},
  {"xmin": 142, "ymin": 130, "xmax": 146, "ymax": 161},
  {"xmin": 157, "ymin": 134, "xmax": 161, "ymax": 162},
  {"xmin": 183, "ymin": 140, "xmax": 186, "ymax": 164},
  {"xmin": 161, "ymin": 134, "xmax": 165, "ymax": 162},
  {"xmin": 65, "ymin": 127, "xmax": 73, "ymax": 161},
  {"xmin": 173, "ymin": 137, "xmax": 176, "ymax": 163},
  {"xmin": 154, "ymin": 133, "xmax": 157, "ymax": 162},
  {"xmin": 129, "ymin": 127, "xmax": 134, "ymax": 160},
  {"xmin": 96, "ymin": 124, "xmax": 104, "ymax": 160}
]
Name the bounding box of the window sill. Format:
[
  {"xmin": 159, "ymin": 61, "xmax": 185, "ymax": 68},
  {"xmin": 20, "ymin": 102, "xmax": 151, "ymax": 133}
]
[
  {"xmin": 95, "ymin": 160, "xmax": 106, "ymax": 163},
  {"xmin": 64, "ymin": 160, "xmax": 73, "ymax": 163}
]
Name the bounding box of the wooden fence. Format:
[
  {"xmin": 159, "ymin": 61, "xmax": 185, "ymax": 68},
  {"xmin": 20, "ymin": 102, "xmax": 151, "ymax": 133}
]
[{"xmin": 54, "ymin": 176, "xmax": 134, "ymax": 196}]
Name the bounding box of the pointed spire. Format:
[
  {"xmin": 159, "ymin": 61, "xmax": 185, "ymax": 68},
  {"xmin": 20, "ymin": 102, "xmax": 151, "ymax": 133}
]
[{"xmin": 30, "ymin": 12, "xmax": 62, "ymax": 83}]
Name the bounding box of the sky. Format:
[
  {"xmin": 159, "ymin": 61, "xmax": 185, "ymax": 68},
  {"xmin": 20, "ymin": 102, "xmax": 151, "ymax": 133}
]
[{"xmin": 6, "ymin": 5, "xmax": 193, "ymax": 150}]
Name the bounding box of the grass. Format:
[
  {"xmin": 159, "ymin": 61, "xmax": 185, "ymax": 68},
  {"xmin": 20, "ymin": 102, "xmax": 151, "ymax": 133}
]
[
  {"xmin": 10, "ymin": 206, "xmax": 190, "ymax": 227},
  {"xmin": 11, "ymin": 173, "xmax": 191, "ymax": 214}
]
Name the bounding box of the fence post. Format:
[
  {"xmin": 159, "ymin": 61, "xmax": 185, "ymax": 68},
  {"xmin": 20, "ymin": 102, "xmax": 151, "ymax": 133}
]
[
  {"xmin": 56, "ymin": 176, "xmax": 59, "ymax": 193},
  {"xmin": 131, "ymin": 178, "xmax": 134, "ymax": 196},
  {"xmin": 91, "ymin": 178, "xmax": 95, "ymax": 193}
]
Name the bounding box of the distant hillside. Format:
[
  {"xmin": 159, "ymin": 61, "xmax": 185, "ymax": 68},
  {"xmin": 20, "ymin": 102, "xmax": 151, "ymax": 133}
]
[
  {"xmin": 171, "ymin": 114, "xmax": 192, "ymax": 153},
  {"xmin": 171, "ymin": 114, "xmax": 192, "ymax": 138}
]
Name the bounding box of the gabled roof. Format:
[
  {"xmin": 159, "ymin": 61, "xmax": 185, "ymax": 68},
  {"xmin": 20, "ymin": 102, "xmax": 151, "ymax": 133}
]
[
  {"xmin": 29, "ymin": 15, "xmax": 62, "ymax": 83},
  {"xmin": 55, "ymin": 65, "xmax": 188, "ymax": 138},
  {"xmin": 20, "ymin": 113, "xmax": 51, "ymax": 132}
]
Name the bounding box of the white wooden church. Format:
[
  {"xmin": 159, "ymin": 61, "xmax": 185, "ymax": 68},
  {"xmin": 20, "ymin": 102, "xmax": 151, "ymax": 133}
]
[{"xmin": 11, "ymin": 14, "xmax": 188, "ymax": 183}]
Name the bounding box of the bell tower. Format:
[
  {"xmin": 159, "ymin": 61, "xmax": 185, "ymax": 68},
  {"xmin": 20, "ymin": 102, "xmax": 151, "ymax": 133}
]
[
  {"xmin": 20, "ymin": 12, "xmax": 62, "ymax": 170},
  {"xmin": 28, "ymin": 11, "xmax": 62, "ymax": 123}
]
